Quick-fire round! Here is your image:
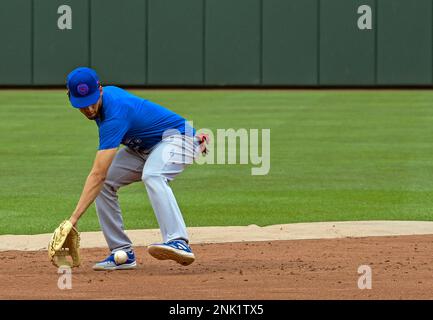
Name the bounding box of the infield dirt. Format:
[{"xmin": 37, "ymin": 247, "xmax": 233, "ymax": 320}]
[{"xmin": 1, "ymin": 235, "xmax": 433, "ymax": 300}]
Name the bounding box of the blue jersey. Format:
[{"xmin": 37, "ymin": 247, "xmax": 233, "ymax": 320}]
[{"xmin": 95, "ymin": 86, "xmax": 194, "ymax": 151}]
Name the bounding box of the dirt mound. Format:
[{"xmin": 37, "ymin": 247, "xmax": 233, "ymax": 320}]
[{"xmin": 1, "ymin": 235, "xmax": 432, "ymax": 300}]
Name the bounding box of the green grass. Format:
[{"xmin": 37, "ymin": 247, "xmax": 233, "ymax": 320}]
[{"xmin": 1, "ymin": 89, "xmax": 433, "ymax": 234}]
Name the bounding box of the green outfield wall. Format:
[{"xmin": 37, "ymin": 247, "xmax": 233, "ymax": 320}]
[{"xmin": 0, "ymin": 0, "xmax": 432, "ymax": 86}]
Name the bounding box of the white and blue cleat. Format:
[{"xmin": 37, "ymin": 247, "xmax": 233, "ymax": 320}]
[
  {"xmin": 92, "ymin": 250, "xmax": 137, "ymax": 271},
  {"xmin": 148, "ymin": 239, "xmax": 195, "ymax": 266}
]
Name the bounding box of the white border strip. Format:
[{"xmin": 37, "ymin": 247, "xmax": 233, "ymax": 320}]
[{"xmin": 1, "ymin": 221, "xmax": 433, "ymax": 252}]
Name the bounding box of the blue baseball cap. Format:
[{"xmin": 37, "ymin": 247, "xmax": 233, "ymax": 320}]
[{"xmin": 66, "ymin": 67, "xmax": 101, "ymax": 108}]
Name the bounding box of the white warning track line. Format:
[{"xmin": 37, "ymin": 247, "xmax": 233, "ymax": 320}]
[{"xmin": 1, "ymin": 221, "xmax": 433, "ymax": 252}]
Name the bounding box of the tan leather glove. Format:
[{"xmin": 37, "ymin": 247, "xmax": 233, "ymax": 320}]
[{"xmin": 48, "ymin": 220, "xmax": 81, "ymax": 268}]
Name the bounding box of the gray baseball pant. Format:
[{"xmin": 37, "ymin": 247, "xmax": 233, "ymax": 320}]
[{"xmin": 95, "ymin": 135, "xmax": 198, "ymax": 253}]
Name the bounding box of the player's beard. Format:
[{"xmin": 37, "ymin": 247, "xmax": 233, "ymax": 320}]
[
  {"xmin": 81, "ymin": 102, "xmax": 101, "ymax": 120},
  {"xmin": 86, "ymin": 112, "xmax": 99, "ymax": 120}
]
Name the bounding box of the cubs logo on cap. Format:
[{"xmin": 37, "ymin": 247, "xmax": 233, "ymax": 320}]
[{"xmin": 77, "ymin": 83, "xmax": 90, "ymax": 96}]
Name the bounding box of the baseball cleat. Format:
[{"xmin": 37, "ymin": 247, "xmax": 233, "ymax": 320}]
[
  {"xmin": 148, "ymin": 239, "xmax": 195, "ymax": 266},
  {"xmin": 92, "ymin": 250, "xmax": 137, "ymax": 271}
]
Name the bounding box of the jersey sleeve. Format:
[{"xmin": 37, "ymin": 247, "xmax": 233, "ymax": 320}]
[{"xmin": 98, "ymin": 118, "xmax": 129, "ymax": 150}]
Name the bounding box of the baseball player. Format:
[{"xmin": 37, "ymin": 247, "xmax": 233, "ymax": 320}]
[{"xmin": 65, "ymin": 67, "xmax": 207, "ymax": 270}]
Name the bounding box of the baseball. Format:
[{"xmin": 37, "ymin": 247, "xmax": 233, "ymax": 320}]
[{"xmin": 114, "ymin": 250, "xmax": 128, "ymax": 264}]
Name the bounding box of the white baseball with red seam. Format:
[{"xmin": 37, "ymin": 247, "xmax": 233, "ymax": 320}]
[{"xmin": 114, "ymin": 250, "xmax": 128, "ymax": 264}]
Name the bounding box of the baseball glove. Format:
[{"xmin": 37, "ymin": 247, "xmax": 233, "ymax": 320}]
[{"xmin": 48, "ymin": 220, "xmax": 81, "ymax": 268}]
